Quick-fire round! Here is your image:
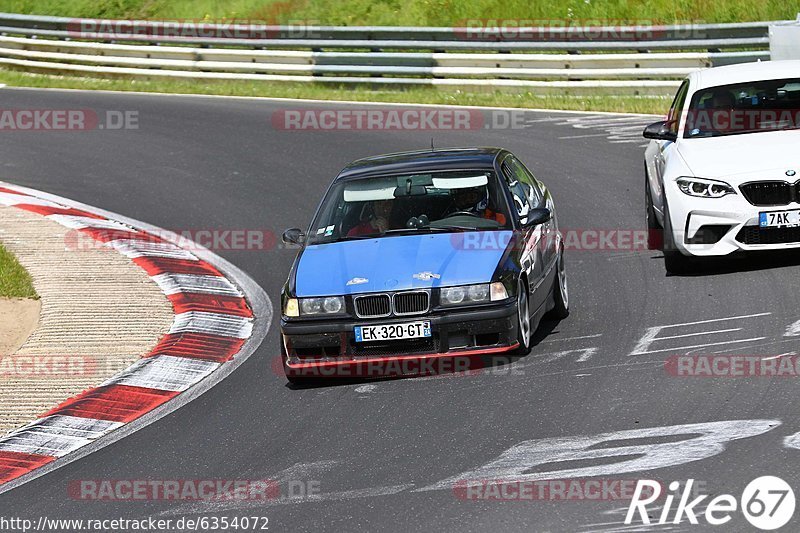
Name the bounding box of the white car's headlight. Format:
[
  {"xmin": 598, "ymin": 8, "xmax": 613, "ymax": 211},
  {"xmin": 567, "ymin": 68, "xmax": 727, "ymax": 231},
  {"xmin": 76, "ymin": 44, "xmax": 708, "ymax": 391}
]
[
  {"xmin": 676, "ymin": 177, "xmax": 735, "ymax": 198},
  {"xmin": 286, "ymin": 296, "xmax": 345, "ymax": 316},
  {"xmin": 440, "ymin": 282, "xmax": 508, "ymax": 306}
]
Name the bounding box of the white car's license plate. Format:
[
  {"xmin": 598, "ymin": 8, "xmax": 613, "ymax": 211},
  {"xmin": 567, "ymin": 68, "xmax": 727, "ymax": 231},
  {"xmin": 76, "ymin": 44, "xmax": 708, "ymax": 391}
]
[
  {"xmin": 354, "ymin": 321, "xmax": 431, "ymax": 342},
  {"xmin": 759, "ymin": 209, "xmax": 800, "ymax": 228}
]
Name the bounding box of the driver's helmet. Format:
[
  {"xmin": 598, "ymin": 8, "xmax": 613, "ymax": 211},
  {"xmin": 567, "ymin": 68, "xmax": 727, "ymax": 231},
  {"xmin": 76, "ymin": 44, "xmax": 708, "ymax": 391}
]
[{"xmin": 454, "ymin": 186, "xmax": 489, "ymax": 212}]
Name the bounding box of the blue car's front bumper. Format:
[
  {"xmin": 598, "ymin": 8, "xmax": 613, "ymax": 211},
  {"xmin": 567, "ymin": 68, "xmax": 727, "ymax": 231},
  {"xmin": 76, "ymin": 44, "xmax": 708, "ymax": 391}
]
[{"xmin": 280, "ymin": 299, "xmax": 519, "ymax": 378}]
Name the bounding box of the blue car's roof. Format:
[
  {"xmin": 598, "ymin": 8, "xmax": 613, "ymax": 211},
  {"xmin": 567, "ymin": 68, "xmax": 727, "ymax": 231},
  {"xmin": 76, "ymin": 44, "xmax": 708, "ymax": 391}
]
[{"xmin": 336, "ymin": 147, "xmax": 505, "ymax": 181}]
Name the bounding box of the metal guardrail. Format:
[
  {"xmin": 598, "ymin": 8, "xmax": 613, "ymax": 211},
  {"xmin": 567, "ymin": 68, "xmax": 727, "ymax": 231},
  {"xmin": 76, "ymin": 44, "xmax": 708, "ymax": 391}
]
[
  {"xmin": 0, "ymin": 13, "xmax": 791, "ymax": 95},
  {"xmin": 0, "ymin": 13, "xmax": 785, "ymax": 43}
]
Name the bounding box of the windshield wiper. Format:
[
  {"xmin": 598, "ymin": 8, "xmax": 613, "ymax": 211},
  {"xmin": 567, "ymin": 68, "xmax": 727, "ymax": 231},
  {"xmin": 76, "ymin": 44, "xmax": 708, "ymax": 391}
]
[{"xmin": 383, "ymin": 225, "xmax": 474, "ymax": 234}]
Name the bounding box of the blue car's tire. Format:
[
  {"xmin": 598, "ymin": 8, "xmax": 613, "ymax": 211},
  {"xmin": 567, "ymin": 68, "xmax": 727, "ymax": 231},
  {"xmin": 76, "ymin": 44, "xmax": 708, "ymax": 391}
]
[{"xmin": 513, "ymin": 279, "xmax": 532, "ymax": 355}]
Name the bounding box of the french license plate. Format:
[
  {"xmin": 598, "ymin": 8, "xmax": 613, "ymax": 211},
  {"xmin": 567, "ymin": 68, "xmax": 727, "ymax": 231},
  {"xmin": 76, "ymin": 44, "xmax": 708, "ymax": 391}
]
[
  {"xmin": 354, "ymin": 321, "xmax": 431, "ymax": 342},
  {"xmin": 759, "ymin": 209, "xmax": 800, "ymax": 228}
]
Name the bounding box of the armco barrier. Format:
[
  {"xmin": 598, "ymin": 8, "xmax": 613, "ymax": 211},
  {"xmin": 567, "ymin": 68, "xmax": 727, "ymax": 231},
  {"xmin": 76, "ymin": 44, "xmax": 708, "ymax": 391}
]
[{"xmin": 0, "ymin": 14, "xmax": 794, "ymax": 95}]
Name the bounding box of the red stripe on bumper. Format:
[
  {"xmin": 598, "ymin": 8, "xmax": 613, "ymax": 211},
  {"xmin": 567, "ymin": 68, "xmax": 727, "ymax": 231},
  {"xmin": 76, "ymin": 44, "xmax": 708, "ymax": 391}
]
[
  {"xmin": 167, "ymin": 293, "xmax": 252, "ymax": 317},
  {"xmin": 43, "ymin": 385, "xmax": 179, "ymax": 423},
  {"xmin": 0, "ymin": 451, "xmax": 55, "ymax": 484},
  {"xmin": 14, "ymin": 205, "xmax": 106, "ymax": 219},
  {"xmin": 148, "ymin": 332, "xmax": 245, "ymax": 362},
  {"xmin": 132, "ymin": 257, "xmax": 221, "ymax": 277},
  {"xmin": 286, "ymin": 344, "xmax": 519, "ymax": 369}
]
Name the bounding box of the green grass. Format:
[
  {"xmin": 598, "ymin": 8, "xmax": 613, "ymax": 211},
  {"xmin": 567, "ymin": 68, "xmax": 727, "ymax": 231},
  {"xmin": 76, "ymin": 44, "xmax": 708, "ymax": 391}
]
[
  {"xmin": 0, "ymin": 0, "xmax": 796, "ymax": 25},
  {"xmin": 0, "ymin": 69, "xmax": 670, "ymax": 114},
  {"xmin": 0, "ymin": 242, "xmax": 37, "ymax": 299}
]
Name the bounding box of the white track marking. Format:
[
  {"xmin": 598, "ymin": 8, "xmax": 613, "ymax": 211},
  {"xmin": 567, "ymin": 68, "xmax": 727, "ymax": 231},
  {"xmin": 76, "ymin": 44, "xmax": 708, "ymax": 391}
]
[
  {"xmin": 784, "ymin": 319, "xmax": 800, "ymax": 337},
  {"xmin": 659, "ymin": 312, "xmax": 770, "ymax": 329},
  {"xmin": 630, "ymin": 313, "xmax": 771, "ymax": 355},
  {"xmin": 783, "ymin": 432, "xmax": 800, "ymax": 450},
  {"xmin": 534, "ymin": 113, "xmax": 657, "ymax": 144},
  {"xmin": 654, "ymin": 328, "xmax": 742, "ymax": 341},
  {"xmin": 354, "ymin": 384, "xmax": 378, "ymax": 393},
  {"xmin": 418, "ymin": 420, "xmax": 780, "ymax": 491},
  {"xmin": 633, "ymin": 337, "xmax": 766, "ymax": 355}
]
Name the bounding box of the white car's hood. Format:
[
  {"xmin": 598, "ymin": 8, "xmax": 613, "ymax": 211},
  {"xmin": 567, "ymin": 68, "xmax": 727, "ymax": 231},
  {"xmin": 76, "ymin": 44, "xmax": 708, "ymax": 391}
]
[{"xmin": 676, "ymin": 129, "xmax": 800, "ymax": 184}]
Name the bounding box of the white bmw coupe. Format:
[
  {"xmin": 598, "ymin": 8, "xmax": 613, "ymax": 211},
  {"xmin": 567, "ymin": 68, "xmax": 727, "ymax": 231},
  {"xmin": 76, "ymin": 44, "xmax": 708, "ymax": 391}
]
[{"xmin": 644, "ymin": 60, "xmax": 800, "ymax": 273}]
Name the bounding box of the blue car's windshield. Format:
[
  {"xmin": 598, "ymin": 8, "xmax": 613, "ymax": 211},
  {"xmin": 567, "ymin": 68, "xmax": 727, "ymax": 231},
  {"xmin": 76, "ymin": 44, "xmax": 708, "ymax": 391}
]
[{"xmin": 307, "ymin": 170, "xmax": 511, "ymax": 244}]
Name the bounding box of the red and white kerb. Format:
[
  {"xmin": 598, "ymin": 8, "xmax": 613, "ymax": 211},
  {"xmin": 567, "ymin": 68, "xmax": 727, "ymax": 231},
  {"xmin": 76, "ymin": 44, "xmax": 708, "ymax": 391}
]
[{"xmin": 0, "ymin": 186, "xmax": 254, "ymax": 485}]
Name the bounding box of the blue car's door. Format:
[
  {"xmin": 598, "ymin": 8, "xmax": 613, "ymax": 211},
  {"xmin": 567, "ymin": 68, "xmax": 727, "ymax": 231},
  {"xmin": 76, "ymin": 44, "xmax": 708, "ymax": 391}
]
[{"xmin": 500, "ymin": 155, "xmax": 550, "ymax": 313}]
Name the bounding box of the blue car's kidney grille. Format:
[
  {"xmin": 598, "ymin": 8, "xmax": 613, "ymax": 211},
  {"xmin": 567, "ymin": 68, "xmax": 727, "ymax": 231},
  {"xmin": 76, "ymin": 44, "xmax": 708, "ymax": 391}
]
[
  {"xmin": 353, "ymin": 291, "xmax": 430, "ymax": 318},
  {"xmin": 393, "ymin": 291, "xmax": 429, "ymax": 315},
  {"xmin": 354, "ymin": 294, "xmax": 391, "ymax": 318}
]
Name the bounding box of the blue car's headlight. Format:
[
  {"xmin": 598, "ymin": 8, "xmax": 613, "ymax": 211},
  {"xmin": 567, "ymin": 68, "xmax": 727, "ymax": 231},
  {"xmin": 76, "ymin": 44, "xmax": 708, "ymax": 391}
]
[
  {"xmin": 284, "ymin": 296, "xmax": 345, "ymax": 317},
  {"xmin": 440, "ymin": 283, "xmax": 508, "ymax": 306}
]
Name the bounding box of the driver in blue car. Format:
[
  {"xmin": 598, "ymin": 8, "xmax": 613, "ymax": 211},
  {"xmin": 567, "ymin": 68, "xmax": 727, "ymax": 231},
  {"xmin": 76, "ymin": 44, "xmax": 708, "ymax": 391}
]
[{"xmin": 450, "ymin": 186, "xmax": 506, "ymax": 225}]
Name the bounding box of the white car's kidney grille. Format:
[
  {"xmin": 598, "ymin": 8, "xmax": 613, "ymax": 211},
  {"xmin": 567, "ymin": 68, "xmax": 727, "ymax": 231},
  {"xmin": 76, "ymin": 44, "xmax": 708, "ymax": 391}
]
[{"xmin": 739, "ymin": 181, "xmax": 795, "ymax": 206}]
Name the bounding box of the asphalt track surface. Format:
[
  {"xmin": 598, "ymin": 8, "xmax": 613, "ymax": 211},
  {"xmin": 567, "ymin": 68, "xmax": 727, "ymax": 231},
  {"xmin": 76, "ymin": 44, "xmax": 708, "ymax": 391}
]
[{"xmin": 3, "ymin": 88, "xmax": 800, "ymax": 532}]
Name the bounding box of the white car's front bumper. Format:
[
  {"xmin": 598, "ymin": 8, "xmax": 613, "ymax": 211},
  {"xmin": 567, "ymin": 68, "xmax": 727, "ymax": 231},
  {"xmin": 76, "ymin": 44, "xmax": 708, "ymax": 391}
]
[{"xmin": 666, "ymin": 181, "xmax": 800, "ymax": 256}]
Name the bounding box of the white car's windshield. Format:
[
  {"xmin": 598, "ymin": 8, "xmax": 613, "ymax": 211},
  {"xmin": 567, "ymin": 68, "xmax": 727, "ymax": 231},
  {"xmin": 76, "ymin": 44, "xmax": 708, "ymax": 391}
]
[
  {"xmin": 684, "ymin": 77, "xmax": 800, "ymax": 138},
  {"xmin": 307, "ymin": 170, "xmax": 511, "ymax": 244}
]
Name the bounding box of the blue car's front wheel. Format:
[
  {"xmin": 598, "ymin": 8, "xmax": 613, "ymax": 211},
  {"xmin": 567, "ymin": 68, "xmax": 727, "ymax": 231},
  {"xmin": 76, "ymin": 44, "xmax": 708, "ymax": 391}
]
[{"xmin": 513, "ymin": 279, "xmax": 532, "ymax": 355}]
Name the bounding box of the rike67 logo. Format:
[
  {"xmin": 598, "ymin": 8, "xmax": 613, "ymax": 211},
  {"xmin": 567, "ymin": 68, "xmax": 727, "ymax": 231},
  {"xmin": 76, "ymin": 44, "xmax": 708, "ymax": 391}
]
[{"xmin": 626, "ymin": 476, "xmax": 795, "ymax": 530}]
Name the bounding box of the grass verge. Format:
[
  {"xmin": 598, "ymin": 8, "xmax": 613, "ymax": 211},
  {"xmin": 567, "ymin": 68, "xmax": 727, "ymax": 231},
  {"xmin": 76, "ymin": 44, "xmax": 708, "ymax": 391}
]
[
  {"xmin": 0, "ymin": 69, "xmax": 670, "ymax": 114},
  {"xmin": 0, "ymin": 242, "xmax": 37, "ymax": 299},
  {"xmin": 0, "ymin": 0, "xmax": 796, "ymax": 25}
]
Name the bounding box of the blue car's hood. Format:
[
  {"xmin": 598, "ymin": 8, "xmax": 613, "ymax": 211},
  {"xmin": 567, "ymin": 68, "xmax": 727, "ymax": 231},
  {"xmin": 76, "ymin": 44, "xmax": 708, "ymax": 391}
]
[{"xmin": 295, "ymin": 231, "xmax": 513, "ymax": 297}]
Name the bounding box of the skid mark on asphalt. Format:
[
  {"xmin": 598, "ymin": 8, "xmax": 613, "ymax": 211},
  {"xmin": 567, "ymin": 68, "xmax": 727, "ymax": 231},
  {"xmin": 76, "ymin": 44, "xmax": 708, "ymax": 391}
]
[
  {"xmin": 524, "ymin": 114, "xmax": 658, "ymax": 146},
  {"xmin": 582, "ymin": 503, "xmax": 710, "ymax": 532},
  {"xmin": 348, "ymin": 335, "xmax": 604, "ymax": 393},
  {"xmin": 154, "ymin": 483, "xmax": 415, "ymax": 516}
]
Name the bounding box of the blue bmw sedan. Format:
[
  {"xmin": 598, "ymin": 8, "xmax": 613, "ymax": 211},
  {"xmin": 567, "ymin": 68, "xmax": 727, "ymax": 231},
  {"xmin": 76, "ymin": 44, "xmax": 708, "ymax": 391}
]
[{"xmin": 279, "ymin": 147, "xmax": 568, "ymax": 382}]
